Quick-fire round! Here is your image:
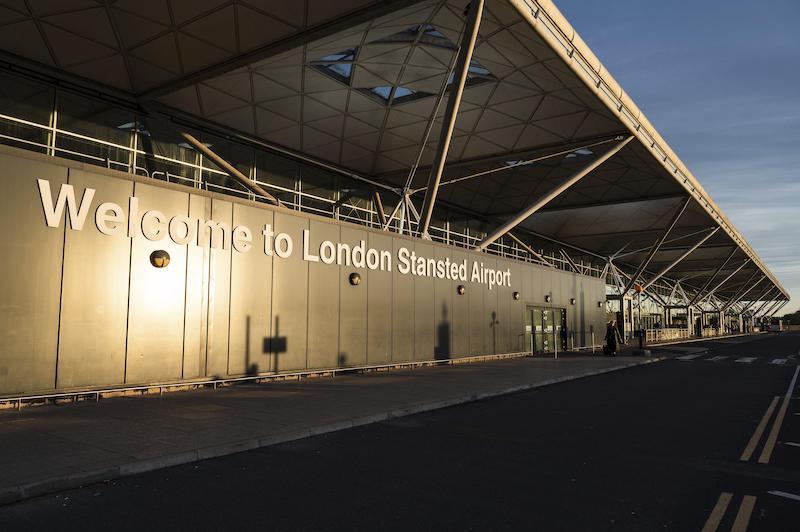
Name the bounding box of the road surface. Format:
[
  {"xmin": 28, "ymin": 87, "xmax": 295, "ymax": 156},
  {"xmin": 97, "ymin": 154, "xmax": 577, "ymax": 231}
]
[{"xmin": 1, "ymin": 333, "xmax": 798, "ymax": 531}]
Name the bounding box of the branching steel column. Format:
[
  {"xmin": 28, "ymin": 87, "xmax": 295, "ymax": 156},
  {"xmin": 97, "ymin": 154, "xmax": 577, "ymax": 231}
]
[
  {"xmin": 741, "ymin": 286, "xmax": 776, "ymax": 314},
  {"xmin": 623, "ymin": 196, "xmax": 692, "ymax": 294},
  {"xmin": 642, "ymin": 228, "xmax": 719, "ymax": 290},
  {"xmin": 721, "ymin": 271, "xmax": 761, "ymax": 311},
  {"xmin": 180, "ymin": 132, "xmax": 281, "ymax": 206},
  {"xmin": 687, "ymin": 247, "xmax": 738, "ymax": 306},
  {"xmin": 508, "ymin": 232, "xmax": 554, "ymax": 267},
  {"xmin": 752, "ymin": 292, "xmax": 778, "ymax": 317},
  {"xmin": 418, "ymin": 0, "xmax": 484, "ymax": 237},
  {"xmin": 373, "ymin": 191, "xmax": 387, "ymax": 227},
  {"xmin": 560, "ymin": 250, "xmax": 581, "ymax": 273},
  {"xmin": 476, "ymin": 136, "xmax": 633, "ymax": 251},
  {"xmin": 723, "ymin": 274, "xmax": 765, "ymax": 311},
  {"xmin": 768, "ymin": 301, "xmax": 788, "ymax": 318},
  {"xmin": 758, "ymin": 299, "xmax": 782, "ymax": 318},
  {"xmin": 699, "ymin": 259, "xmax": 750, "ymax": 304}
]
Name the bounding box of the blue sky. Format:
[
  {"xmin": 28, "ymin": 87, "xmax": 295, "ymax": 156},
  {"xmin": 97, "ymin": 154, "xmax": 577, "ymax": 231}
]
[{"xmin": 555, "ymin": 0, "xmax": 800, "ymax": 314}]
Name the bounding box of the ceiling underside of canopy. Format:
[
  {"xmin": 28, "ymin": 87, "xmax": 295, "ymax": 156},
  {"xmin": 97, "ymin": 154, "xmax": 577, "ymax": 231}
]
[{"xmin": 0, "ymin": 0, "xmax": 786, "ymax": 303}]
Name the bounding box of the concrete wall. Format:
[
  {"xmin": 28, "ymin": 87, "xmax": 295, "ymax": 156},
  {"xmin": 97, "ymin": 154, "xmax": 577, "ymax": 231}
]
[{"xmin": 0, "ymin": 147, "xmax": 607, "ymax": 396}]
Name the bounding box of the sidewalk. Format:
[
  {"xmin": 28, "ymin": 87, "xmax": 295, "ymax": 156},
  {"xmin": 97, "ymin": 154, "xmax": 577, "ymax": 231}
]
[{"xmin": 0, "ymin": 354, "xmax": 666, "ymax": 505}]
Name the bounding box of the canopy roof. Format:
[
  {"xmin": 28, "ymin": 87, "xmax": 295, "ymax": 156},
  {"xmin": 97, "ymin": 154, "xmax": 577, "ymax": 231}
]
[{"xmin": 0, "ymin": 0, "xmax": 787, "ymax": 304}]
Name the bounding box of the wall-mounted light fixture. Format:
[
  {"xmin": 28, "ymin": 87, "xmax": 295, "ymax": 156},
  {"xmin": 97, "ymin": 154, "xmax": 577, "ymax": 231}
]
[
  {"xmin": 149, "ymin": 250, "xmax": 170, "ymax": 268},
  {"xmin": 513, "ymin": 291, "xmax": 520, "ymax": 300},
  {"xmin": 457, "ymin": 285, "xmax": 466, "ymax": 295},
  {"xmin": 570, "ymin": 298, "xmax": 576, "ymax": 305},
  {"xmin": 544, "ymin": 294, "xmax": 551, "ymax": 303},
  {"xmin": 349, "ymin": 272, "xmax": 361, "ymax": 286}
]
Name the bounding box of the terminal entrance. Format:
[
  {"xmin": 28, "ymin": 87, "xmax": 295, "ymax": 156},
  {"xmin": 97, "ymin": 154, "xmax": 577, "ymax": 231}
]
[{"xmin": 524, "ymin": 307, "xmax": 567, "ymax": 356}]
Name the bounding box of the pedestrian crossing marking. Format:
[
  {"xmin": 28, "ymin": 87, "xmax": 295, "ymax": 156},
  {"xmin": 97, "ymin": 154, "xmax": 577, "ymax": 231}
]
[
  {"xmin": 677, "ymin": 354, "xmax": 703, "ymax": 360},
  {"xmin": 708, "ymin": 356, "xmax": 728, "ymax": 362},
  {"xmin": 771, "ymin": 359, "xmax": 787, "ymax": 365},
  {"xmin": 735, "ymin": 357, "xmax": 757, "ymax": 363}
]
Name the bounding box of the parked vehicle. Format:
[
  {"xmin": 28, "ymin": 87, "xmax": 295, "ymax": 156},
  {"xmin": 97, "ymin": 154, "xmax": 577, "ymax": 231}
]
[{"xmin": 768, "ymin": 318, "xmax": 784, "ymax": 333}]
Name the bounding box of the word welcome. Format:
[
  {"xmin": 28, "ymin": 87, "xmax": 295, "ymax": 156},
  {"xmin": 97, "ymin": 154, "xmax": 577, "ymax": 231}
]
[{"xmin": 37, "ymin": 180, "xmax": 512, "ymax": 289}]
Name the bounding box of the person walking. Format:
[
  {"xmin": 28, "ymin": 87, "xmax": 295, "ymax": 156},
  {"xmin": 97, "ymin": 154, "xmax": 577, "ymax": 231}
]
[{"xmin": 605, "ymin": 320, "xmax": 618, "ymax": 356}]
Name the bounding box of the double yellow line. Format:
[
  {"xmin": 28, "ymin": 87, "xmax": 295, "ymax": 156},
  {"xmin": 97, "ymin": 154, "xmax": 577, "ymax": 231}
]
[
  {"xmin": 742, "ymin": 364, "xmax": 799, "ymax": 464},
  {"xmin": 739, "ymin": 395, "xmax": 788, "ymax": 463},
  {"xmin": 701, "ymin": 493, "xmax": 756, "ymax": 532},
  {"xmin": 701, "ymin": 365, "xmax": 799, "ymax": 531}
]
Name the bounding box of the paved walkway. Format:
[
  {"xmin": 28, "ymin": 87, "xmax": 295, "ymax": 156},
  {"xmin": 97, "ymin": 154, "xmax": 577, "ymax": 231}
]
[{"xmin": 0, "ymin": 354, "xmax": 665, "ymax": 505}]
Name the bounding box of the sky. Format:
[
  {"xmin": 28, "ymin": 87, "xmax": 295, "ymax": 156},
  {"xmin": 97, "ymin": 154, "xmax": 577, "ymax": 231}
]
[{"xmin": 554, "ymin": 0, "xmax": 800, "ymax": 314}]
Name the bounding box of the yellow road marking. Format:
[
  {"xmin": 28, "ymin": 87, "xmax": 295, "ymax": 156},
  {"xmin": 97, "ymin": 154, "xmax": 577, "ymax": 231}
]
[
  {"xmin": 730, "ymin": 495, "xmax": 756, "ymax": 532},
  {"xmin": 758, "ymin": 396, "xmax": 790, "ymax": 464},
  {"xmin": 701, "ymin": 492, "xmax": 732, "ymax": 532},
  {"xmin": 740, "ymin": 397, "xmax": 779, "ymax": 461}
]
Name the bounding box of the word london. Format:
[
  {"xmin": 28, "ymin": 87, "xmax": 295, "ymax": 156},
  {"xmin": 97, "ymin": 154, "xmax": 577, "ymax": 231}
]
[{"xmin": 37, "ymin": 180, "xmax": 512, "ymax": 289}]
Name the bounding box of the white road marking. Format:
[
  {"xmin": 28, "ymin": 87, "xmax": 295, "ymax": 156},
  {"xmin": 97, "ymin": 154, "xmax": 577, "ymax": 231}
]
[
  {"xmin": 677, "ymin": 354, "xmax": 703, "ymax": 360},
  {"xmin": 771, "ymin": 358, "xmax": 788, "ymax": 365},
  {"xmin": 783, "ymin": 442, "xmax": 800, "ymax": 448},
  {"xmin": 708, "ymin": 356, "xmax": 728, "ymax": 362},
  {"xmin": 735, "ymin": 357, "xmax": 757, "ymax": 363},
  {"xmin": 768, "ymin": 490, "xmax": 800, "ymax": 502},
  {"xmin": 787, "ymin": 366, "xmax": 800, "ymax": 398}
]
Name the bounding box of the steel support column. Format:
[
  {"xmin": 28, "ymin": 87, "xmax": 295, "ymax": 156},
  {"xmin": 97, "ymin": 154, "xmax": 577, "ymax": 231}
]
[
  {"xmin": 507, "ymin": 232, "xmax": 554, "ymax": 267},
  {"xmin": 418, "ymin": 0, "xmax": 484, "ymax": 237},
  {"xmin": 373, "ymin": 191, "xmax": 387, "ymax": 227},
  {"xmin": 768, "ymin": 301, "xmax": 788, "ymax": 318},
  {"xmin": 642, "ymin": 228, "xmax": 719, "ymax": 290},
  {"xmin": 687, "ymin": 247, "xmax": 738, "ymax": 306},
  {"xmin": 699, "ymin": 259, "xmax": 750, "ymax": 304},
  {"xmin": 752, "ymin": 293, "xmax": 778, "ymax": 317},
  {"xmin": 741, "ymin": 286, "xmax": 776, "ymax": 314},
  {"xmin": 723, "ymin": 274, "xmax": 765, "ymax": 311},
  {"xmin": 476, "ymin": 136, "xmax": 633, "ymax": 251},
  {"xmin": 623, "ymin": 196, "xmax": 692, "ymax": 294},
  {"xmin": 180, "ymin": 132, "xmax": 281, "ymax": 206},
  {"xmin": 758, "ymin": 299, "xmax": 782, "ymax": 318},
  {"xmin": 721, "ymin": 271, "xmax": 761, "ymax": 311}
]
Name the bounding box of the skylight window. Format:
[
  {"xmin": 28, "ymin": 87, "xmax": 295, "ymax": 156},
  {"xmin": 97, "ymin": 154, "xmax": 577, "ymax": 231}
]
[
  {"xmin": 310, "ymin": 25, "xmax": 495, "ymax": 106},
  {"xmin": 370, "ymin": 86, "xmax": 393, "ymax": 99},
  {"xmin": 312, "ymin": 48, "xmax": 356, "ymax": 83},
  {"xmin": 565, "ymin": 148, "xmax": 594, "ymax": 159}
]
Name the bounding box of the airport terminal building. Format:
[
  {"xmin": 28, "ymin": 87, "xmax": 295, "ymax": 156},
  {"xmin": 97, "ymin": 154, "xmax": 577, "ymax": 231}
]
[{"xmin": 0, "ymin": 0, "xmax": 789, "ymax": 398}]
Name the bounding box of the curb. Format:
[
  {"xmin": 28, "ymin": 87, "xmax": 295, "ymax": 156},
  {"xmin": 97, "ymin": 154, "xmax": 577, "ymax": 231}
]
[{"xmin": 0, "ymin": 356, "xmax": 665, "ymax": 506}]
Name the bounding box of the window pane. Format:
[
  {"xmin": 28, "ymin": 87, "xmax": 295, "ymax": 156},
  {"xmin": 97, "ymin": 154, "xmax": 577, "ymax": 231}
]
[
  {"xmin": 0, "ymin": 72, "xmax": 53, "ymax": 153},
  {"xmin": 55, "ymin": 91, "xmax": 133, "ymax": 170}
]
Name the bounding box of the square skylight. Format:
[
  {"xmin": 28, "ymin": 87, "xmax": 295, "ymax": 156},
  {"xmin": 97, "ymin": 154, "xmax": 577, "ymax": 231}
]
[{"xmin": 309, "ymin": 25, "xmax": 496, "ymax": 106}]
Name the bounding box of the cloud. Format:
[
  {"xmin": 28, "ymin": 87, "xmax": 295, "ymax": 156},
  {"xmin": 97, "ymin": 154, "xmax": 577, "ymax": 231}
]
[{"xmin": 558, "ymin": 0, "xmax": 800, "ymax": 313}]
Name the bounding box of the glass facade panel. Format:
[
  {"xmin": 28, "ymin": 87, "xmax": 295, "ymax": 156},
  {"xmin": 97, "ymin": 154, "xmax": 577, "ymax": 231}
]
[
  {"xmin": 255, "ymin": 151, "xmax": 298, "ymax": 206},
  {"xmin": 137, "ymin": 120, "xmax": 199, "ymax": 185},
  {"xmin": 0, "ymin": 70, "xmax": 609, "ymax": 280},
  {"xmin": 0, "ymin": 72, "xmax": 53, "ymax": 153},
  {"xmin": 55, "ymin": 92, "xmax": 133, "ymax": 170}
]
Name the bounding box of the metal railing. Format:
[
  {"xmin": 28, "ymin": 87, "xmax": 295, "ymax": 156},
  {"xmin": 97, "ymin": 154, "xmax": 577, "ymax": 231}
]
[
  {"xmin": 645, "ymin": 328, "xmax": 691, "ymax": 344},
  {"xmin": 0, "ymin": 109, "xmax": 606, "ymax": 278},
  {"xmin": 0, "ymin": 350, "xmax": 532, "ymax": 410}
]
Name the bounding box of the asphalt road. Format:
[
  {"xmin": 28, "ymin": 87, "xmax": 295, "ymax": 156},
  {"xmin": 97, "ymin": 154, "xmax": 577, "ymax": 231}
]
[{"xmin": 1, "ymin": 333, "xmax": 799, "ymax": 531}]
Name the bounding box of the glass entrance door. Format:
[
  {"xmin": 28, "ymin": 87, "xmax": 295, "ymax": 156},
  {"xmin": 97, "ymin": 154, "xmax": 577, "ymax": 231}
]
[{"xmin": 526, "ymin": 306, "xmax": 566, "ymax": 356}]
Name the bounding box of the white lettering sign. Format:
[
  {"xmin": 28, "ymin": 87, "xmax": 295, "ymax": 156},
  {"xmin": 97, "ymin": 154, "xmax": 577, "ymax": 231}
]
[{"xmin": 36, "ymin": 180, "xmax": 511, "ymax": 288}]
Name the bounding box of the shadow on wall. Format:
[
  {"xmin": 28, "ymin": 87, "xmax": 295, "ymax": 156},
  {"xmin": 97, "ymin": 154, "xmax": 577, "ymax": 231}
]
[
  {"xmin": 490, "ymin": 310, "xmax": 498, "ymax": 355},
  {"xmin": 263, "ymin": 315, "xmax": 288, "ymax": 373},
  {"xmin": 579, "ymin": 291, "xmax": 586, "ymax": 347},
  {"xmin": 434, "ymin": 303, "xmax": 451, "ymax": 360}
]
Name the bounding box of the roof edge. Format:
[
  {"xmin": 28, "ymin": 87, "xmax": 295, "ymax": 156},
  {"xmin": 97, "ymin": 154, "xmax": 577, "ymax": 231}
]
[{"xmin": 506, "ymin": 0, "xmax": 788, "ymax": 299}]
